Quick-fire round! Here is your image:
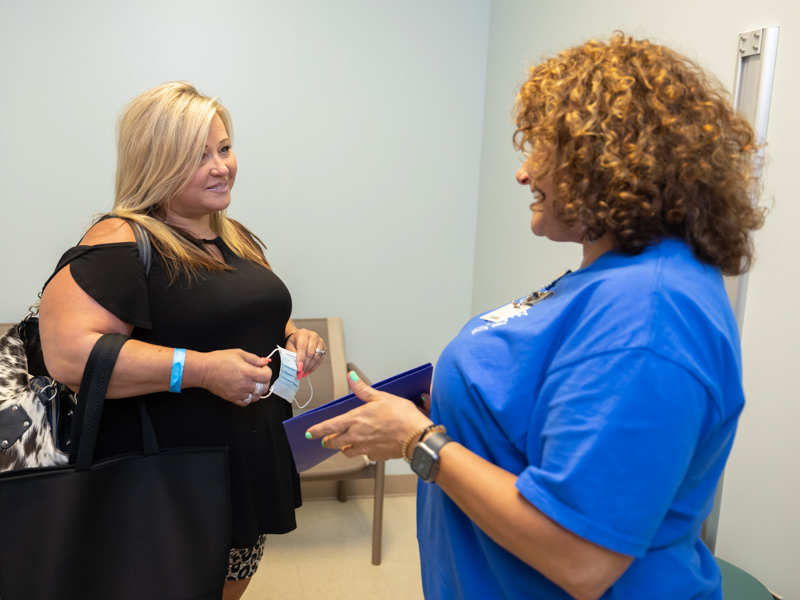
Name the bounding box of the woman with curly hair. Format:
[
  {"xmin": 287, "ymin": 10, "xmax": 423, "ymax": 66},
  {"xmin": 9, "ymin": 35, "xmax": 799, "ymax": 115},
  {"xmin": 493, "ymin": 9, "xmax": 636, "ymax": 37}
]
[{"xmin": 308, "ymin": 34, "xmax": 765, "ymax": 599}]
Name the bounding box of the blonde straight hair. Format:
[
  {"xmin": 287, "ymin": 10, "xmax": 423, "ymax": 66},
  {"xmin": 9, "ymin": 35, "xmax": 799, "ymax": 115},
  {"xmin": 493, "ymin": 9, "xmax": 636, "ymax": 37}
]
[{"xmin": 108, "ymin": 81, "xmax": 269, "ymax": 283}]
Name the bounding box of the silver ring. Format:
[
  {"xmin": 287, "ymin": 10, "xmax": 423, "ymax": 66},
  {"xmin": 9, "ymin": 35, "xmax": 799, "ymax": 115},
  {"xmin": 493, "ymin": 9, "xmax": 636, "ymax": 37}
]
[
  {"xmin": 253, "ymin": 382, "xmax": 266, "ymax": 395},
  {"xmin": 315, "ymin": 348, "xmax": 327, "ymax": 357}
]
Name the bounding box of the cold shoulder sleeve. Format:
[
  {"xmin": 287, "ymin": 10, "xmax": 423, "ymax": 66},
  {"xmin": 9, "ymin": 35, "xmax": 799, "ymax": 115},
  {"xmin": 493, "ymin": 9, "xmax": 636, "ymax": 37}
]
[{"xmin": 59, "ymin": 242, "xmax": 152, "ymax": 329}]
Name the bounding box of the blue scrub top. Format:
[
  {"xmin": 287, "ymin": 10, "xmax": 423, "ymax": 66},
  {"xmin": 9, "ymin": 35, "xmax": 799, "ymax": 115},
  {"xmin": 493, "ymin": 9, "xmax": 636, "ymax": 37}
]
[{"xmin": 417, "ymin": 239, "xmax": 742, "ymax": 599}]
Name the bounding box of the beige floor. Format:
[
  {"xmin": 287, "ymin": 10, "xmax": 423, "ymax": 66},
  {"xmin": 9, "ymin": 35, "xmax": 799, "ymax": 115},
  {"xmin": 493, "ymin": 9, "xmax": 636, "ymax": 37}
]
[{"xmin": 244, "ymin": 496, "xmax": 424, "ymax": 600}]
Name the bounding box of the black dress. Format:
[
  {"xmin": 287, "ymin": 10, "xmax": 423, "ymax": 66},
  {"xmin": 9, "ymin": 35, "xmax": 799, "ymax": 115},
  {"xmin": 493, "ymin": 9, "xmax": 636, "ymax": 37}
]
[{"xmin": 58, "ymin": 237, "xmax": 302, "ymax": 548}]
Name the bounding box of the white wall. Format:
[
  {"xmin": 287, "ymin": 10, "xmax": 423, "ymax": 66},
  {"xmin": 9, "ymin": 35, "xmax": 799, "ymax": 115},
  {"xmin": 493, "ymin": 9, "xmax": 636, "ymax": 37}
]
[
  {"xmin": 0, "ymin": 1, "xmax": 492, "ymax": 474},
  {"xmin": 475, "ymin": 0, "xmax": 799, "ymax": 596}
]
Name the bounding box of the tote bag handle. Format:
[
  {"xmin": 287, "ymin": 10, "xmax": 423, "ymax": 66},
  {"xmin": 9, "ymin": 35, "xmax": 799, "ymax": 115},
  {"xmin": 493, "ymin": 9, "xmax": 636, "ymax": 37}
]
[{"xmin": 67, "ymin": 334, "xmax": 160, "ymax": 470}]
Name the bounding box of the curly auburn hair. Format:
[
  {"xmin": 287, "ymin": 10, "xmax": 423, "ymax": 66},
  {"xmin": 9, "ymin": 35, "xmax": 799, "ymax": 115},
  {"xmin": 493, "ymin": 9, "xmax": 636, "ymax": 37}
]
[{"xmin": 513, "ymin": 33, "xmax": 766, "ymax": 275}]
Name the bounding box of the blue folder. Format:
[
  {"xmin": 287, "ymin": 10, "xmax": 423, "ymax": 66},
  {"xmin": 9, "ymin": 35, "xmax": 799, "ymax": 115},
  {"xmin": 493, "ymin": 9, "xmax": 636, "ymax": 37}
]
[{"xmin": 283, "ymin": 363, "xmax": 433, "ymax": 472}]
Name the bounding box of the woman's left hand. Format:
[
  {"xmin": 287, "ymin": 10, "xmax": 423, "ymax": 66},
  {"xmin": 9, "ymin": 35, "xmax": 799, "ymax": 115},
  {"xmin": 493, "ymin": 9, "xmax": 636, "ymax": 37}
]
[
  {"xmin": 306, "ymin": 372, "xmax": 433, "ymax": 461},
  {"xmin": 285, "ymin": 328, "xmax": 327, "ymax": 378}
]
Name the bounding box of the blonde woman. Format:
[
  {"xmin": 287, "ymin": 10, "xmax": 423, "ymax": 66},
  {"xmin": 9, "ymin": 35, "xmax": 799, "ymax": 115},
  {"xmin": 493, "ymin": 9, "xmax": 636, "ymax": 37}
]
[{"xmin": 39, "ymin": 81, "xmax": 325, "ymax": 600}]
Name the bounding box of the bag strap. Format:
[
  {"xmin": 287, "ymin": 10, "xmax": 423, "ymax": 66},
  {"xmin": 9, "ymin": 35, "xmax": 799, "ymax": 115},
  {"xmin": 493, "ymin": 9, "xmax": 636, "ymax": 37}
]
[
  {"xmin": 97, "ymin": 215, "xmax": 153, "ymax": 277},
  {"xmin": 69, "ymin": 334, "xmax": 161, "ymax": 469},
  {"xmin": 35, "ymin": 216, "xmax": 153, "ymax": 311},
  {"xmin": 69, "ymin": 333, "xmax": 128, "ymax": 470},
  {"xmin": 137, "ymin": 398, "xmax": 160, "ymax": 457},
  {"xmin": 131, "ymin": 221, "xmax": 152, "ymax": 277}
]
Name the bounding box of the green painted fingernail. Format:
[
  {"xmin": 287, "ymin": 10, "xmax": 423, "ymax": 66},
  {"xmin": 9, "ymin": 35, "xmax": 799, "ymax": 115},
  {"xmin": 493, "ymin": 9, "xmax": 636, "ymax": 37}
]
[
  {"xmin": 305, "ymin": 431, "xmax": 312, "ymax": 439},
  {"xmin": 321, "ymin": 439, "xmax": 327, "ymax": 448},
  {"xmin": 349, "ymin": 371, "xmax": 360, "ymax": 382}
]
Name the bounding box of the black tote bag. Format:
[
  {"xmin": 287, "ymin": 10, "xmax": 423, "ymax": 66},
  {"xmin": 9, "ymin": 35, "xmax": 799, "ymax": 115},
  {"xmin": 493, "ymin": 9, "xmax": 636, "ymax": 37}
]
[{"xmin": 0, "ymin": 334, "xmax": 231, "ymax": 600}]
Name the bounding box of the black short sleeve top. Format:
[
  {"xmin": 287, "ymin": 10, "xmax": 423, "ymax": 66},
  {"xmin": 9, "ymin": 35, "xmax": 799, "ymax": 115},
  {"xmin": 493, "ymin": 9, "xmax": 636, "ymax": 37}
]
[
  {"xmin": 65, "ymin": 243, "xmax": 151, "ymax": 329},
  {"xmin": 54, "ymin": 236, "xmax": 301, "ymax": 547}
]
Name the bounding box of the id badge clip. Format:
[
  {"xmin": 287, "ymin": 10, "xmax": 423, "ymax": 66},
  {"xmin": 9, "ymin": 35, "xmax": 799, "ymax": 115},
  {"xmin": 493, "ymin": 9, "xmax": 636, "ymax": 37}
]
[{"xmin": 480, "ymin": 290, "xmax": 554, "ymax": 323}]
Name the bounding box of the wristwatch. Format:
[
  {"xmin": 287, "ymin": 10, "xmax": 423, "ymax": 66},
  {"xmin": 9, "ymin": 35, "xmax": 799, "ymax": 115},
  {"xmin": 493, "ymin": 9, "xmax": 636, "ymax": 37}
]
[{"xmin": 410, "ymin": 431, "xmax": 454, "ymax": 483}]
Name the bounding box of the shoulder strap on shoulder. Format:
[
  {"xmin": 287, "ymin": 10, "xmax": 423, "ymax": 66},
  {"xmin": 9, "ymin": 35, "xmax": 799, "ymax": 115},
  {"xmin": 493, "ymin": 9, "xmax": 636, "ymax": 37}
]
[
  {"xmin": 96, "ymin": 215, "xmax": 152, "ymax": 276},
  {"xmin": 33, "ymin": 216, "xmax": 153, "ymax": 315},
  {"xmin": 129, "ymin": 221, "xmax": 152, "ymax": 277}
]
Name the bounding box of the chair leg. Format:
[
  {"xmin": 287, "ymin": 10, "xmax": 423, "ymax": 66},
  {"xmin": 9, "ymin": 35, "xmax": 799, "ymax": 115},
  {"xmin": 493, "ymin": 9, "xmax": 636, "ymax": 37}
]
[
  {"xmin": 371, "ymin": 461, "xmax": 386, "ymax": 565},
  {"xmin": 336, "ymin": 480, "xmax": 348, "ymax": 502}
]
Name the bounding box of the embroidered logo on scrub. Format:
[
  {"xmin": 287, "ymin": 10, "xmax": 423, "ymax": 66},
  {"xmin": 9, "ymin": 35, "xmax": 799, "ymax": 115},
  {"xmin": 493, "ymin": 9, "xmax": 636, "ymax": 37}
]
[
  {"xmin": 472, "ymin": 270, "xmax": 570, "ymax": 335},
  {"xmin": 472, "ymin": 300, "xmax": 533, "ymax": 335}
]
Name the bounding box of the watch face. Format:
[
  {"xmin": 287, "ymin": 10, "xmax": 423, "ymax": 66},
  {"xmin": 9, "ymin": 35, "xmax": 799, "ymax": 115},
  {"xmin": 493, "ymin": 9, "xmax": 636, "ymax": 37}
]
[{"xmin": 411, "ymin": 446, "xmax": 436, "ymax": 481}]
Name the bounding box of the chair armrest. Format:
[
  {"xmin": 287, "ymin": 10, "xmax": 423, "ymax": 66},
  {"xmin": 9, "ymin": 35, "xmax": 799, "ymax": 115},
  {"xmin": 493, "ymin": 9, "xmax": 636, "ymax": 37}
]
[{"xmin": 345, "ymin": 362, "xmax": 373, "ymax": 386}]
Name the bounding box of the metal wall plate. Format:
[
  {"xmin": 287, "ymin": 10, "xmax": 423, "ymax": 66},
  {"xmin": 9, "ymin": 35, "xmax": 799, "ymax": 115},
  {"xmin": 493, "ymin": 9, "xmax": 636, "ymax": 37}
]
[{"xmin": 739, "ymin": 29, "xmax": 763, "ymax": 58}]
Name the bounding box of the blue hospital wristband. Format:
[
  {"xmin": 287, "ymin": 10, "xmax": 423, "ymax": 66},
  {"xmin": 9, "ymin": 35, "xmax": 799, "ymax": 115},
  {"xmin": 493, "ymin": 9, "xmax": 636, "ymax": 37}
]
[{"xmin": 169, "ymin": 348, "xmax": 187, "ymax": 393}]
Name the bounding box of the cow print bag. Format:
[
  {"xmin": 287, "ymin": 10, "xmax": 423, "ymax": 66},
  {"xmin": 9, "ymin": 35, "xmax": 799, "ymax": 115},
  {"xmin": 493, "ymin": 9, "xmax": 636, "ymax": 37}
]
[
  {"xmin": 0, "ymin": 318, "xmax": 77, "ymax": 471},
  {"xmin": 0, "ymin": 219, "xmax": 151, "ymax": 473}
]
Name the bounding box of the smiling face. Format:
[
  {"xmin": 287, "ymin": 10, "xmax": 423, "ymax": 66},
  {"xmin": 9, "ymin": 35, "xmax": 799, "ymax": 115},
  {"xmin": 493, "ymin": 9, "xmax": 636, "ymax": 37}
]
[
  {"xmin": 516, "ymin": 154, "xmax": 582, "ymax": 244},
  {"xmin": 169, "ymin": 114, "xmax": 237, "ymax": 222}
]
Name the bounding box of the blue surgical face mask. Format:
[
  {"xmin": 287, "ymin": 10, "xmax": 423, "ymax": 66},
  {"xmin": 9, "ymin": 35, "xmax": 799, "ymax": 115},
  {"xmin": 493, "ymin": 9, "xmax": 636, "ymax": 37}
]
[{"xmin": 261, "ymin": 347, "xmax": 313, "ymax": 409}]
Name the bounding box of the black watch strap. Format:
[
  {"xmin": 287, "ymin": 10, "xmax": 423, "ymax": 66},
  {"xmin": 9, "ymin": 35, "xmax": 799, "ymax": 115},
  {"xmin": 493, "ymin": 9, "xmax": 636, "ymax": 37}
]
[
  {"xmin": 421, "ymin": 431, "xmax": 453, "ymax": 454},
  {"xmin": 411, "ymin": 430, "xmax": 455, "ymax": 483}
]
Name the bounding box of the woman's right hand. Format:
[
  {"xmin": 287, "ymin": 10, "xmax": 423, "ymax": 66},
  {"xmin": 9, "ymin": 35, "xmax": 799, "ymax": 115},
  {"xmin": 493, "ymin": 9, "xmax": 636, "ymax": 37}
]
[
  {"xmin": 191, "ymin": 349, "xmax": 273, "ymax": 407},
  {"xmin": 306, "ymin": 372, "xmax": 434, "ymax": 461}
]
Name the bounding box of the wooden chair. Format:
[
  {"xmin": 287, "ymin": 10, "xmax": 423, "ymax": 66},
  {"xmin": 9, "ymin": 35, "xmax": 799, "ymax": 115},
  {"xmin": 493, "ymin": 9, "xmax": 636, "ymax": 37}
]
[{"xmin": 292, "ymin": 317, "xmax": 386, "ymax": 565}]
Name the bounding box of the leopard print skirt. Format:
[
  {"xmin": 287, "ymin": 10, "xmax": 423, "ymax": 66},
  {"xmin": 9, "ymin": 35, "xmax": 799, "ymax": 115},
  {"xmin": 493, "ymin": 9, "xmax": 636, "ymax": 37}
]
[{"xmin": 226, "ymin": 534, "xmax": 267, "ymax": 580}]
